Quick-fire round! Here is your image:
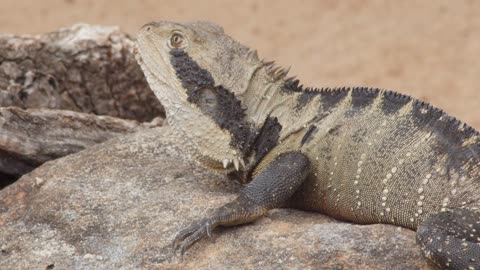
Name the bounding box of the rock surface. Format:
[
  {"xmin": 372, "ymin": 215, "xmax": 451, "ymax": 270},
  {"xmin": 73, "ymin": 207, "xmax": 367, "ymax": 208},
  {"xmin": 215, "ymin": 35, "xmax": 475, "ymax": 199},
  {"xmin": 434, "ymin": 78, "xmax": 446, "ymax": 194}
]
[
  {"xmin": 0, "ymin": 24, "xmax": 165, "ymax": 184},
  {"xmin": 0, "ymin": 127, "xmax": 434, "ymax": 269},
  {"xmin": 0, "ymin": 107, "xmax": 159, "ymax": 179},
  {"xmin": 0, "ymin": 24, "xmax": 163, "ymax": 122}
]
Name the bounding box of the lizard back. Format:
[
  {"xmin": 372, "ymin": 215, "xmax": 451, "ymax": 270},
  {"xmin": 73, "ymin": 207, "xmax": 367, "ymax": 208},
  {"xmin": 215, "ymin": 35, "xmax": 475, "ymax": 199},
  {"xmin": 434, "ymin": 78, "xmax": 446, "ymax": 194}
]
[{"xmin": 253, "ymin": 86, "xmax": 480, "ymax": 230}]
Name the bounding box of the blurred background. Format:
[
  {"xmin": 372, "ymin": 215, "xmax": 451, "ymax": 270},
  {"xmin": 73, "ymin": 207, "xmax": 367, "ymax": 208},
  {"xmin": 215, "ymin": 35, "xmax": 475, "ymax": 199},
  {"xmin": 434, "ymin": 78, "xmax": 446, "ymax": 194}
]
[{"xmin": 1, "ymin": 0, "xmax": 479, "ymax": 128}]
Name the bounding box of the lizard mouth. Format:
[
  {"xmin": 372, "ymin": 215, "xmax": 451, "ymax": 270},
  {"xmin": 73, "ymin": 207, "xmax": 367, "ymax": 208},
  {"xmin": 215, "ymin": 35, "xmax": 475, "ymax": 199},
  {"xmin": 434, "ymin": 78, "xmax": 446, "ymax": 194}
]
[{"xmin": 197, "ymin": 154, "xmax": 245, "ymax": 173}]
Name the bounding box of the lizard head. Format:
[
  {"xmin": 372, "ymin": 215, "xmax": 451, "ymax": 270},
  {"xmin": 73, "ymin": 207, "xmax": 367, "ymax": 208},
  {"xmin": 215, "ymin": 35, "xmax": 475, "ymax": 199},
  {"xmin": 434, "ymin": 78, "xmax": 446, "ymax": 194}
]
[{"xmin": 136, "ymin": 20, "xmax": 262, "ymax": 172}]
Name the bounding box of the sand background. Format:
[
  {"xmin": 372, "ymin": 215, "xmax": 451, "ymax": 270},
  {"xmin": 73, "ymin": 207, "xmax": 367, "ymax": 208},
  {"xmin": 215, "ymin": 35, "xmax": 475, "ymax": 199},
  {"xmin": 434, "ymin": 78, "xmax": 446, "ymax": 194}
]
[{"xmin": 1, "ymin": 0, "xmax": 479, "ymax": 128}]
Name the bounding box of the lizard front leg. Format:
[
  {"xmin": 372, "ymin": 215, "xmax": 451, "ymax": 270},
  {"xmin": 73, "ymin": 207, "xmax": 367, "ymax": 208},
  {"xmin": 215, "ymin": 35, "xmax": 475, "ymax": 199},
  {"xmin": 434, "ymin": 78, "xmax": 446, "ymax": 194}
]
[{"xmin": 173, "ymin": 151, "xmax": 310, "ymax": 255}]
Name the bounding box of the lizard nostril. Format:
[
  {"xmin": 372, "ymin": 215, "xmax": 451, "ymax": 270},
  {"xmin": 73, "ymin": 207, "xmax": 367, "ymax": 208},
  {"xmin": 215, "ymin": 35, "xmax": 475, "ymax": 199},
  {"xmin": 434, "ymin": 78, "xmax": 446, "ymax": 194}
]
[{"xmin": 141, "ymin": 22, "xmax": 156, "ymax": 31}]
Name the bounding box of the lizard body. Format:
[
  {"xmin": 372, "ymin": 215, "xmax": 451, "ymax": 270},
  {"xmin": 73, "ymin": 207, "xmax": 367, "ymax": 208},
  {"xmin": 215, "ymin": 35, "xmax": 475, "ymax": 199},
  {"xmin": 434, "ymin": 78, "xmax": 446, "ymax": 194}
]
[{"xmin": 135, "ymin": 21, "xmax": 480, "ymax": 269}]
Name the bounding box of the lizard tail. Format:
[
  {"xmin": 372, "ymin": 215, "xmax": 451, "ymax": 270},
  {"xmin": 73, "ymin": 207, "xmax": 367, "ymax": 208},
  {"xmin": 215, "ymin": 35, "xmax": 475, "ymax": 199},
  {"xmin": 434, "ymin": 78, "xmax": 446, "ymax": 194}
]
[{"xmin": 416, "ymin": 208, "xmax": 480, "ymax": 269}]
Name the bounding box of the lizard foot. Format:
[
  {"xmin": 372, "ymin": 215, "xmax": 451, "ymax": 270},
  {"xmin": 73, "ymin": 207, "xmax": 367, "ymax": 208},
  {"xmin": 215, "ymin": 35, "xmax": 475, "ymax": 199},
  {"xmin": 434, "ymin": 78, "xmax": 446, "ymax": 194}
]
[
  {"xmin": 171, "ymin": 194, "xmax": 268, "ymax": 257},
  {"xmin": 172, "ymin": 218, "xmax": 214, "ymax": 256}
]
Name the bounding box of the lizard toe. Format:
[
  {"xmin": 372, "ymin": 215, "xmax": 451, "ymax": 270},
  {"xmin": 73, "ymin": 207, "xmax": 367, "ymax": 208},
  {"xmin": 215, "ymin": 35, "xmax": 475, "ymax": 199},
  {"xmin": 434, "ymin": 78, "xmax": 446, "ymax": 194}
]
[{"xmin": 172, "ymin": 218, "xmax": 214, "ymax": 255}]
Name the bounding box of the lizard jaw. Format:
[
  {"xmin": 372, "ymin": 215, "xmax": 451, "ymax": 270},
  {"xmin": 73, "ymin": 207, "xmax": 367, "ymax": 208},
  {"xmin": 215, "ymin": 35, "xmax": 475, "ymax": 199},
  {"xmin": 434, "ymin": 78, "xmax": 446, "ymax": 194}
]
[
  {"xmin": 223, "ymin": 158, "xmax": 245, "ymax": 171},
  {"xmin": 196, "ymin": 155, "xmax": 246, "ymax": 174},
  {"xmin": 218, "ymin": 157, "xmax": 245, "ymax": 171}
]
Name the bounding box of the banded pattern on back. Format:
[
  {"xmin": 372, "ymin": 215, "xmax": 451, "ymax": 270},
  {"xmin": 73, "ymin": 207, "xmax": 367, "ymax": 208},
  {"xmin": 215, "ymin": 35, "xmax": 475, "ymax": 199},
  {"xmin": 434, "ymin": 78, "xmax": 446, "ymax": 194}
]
[{"xmin": 268, "ymin": 86, "xmax": 480, "ymax": 229}]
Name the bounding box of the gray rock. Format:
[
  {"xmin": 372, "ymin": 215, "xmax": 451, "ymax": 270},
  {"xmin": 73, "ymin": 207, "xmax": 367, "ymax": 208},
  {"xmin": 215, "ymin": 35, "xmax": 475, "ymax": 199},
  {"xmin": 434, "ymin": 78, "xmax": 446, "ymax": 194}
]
[
  {"xmin": 0, "ymin": 127, "xmax": 434, "ymax": 269},
  {"xmin": 0, "ymin": 24, "xmax": 165, "ymax": 183},
  {"xmin": 0, "ymin": 107, "xmax": 161, "ymax": 179},
  {"xmin": 0, "ymin": 24, "xmax": 163, "ymax": 122}
]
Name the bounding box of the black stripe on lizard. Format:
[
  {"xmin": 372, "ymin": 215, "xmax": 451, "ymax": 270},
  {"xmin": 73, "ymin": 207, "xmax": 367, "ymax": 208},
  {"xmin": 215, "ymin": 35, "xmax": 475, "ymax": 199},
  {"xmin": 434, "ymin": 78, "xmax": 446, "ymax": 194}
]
[
  {"xmin": 170, "ymin": 48, "xmax": 258, "ymax": 156},
  {"xmin": 170, "ymin": 48, "xmax": 284, "ymax": 178}
]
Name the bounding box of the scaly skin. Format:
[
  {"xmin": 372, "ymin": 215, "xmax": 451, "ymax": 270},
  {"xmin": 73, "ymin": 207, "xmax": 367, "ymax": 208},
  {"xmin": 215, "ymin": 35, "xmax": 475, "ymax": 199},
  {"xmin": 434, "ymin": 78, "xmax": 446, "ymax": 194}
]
[{"xmin": 136, "ymin": 20, "xmax": 480, "ymax": 269}]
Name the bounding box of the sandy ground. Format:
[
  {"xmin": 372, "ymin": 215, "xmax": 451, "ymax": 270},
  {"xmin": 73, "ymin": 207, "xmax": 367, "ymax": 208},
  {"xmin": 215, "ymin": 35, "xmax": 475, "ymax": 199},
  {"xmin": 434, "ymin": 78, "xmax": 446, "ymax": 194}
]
[{"xmin": 0, "ymin": 0, "xmax": 479, "ymax": 128}]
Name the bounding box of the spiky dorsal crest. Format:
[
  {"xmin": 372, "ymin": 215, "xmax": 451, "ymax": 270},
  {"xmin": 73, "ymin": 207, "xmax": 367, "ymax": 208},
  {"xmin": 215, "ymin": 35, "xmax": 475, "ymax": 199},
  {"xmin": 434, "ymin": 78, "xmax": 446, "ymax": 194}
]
[{"xmin": 261, "ymin": 60, "xmax": 292, "ymax": 82}]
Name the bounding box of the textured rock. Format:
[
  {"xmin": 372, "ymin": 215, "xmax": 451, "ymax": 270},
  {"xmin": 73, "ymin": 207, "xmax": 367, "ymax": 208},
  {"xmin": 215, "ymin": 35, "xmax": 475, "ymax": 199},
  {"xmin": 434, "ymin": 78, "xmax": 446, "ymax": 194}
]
[
  {"xmin": 0, "ymin": 127, "xmax": 433, "ymax": 269},
  {"xmin": 0, "ymin": 107, "xmax": 160, "ymax": 180},
  {"xmin": 0, "ymin": 24, "xmax": 165, "ymax": 184},
  {"xmin": 0, "ymin": 24, "xmax": 163, "ymax": 122}
]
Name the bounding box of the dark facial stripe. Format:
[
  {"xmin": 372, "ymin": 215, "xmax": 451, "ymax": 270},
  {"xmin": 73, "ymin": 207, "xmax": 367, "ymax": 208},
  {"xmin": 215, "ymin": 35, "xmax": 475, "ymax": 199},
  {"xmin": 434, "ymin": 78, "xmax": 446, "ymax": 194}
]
[
  {"xmin": 170, "ymin": 49, "xmax": 215, "ymax": 102},
  {"xmin": 169, "ymin": 49, "xmax": 256, "ymax": 154}
]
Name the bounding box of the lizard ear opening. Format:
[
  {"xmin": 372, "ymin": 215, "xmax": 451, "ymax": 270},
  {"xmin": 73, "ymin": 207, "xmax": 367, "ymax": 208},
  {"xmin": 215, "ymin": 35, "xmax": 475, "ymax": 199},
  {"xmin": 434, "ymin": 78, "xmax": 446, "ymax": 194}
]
[{"xmin": 197, "ymin": 87, "xmax": 219, "ymax": 115}]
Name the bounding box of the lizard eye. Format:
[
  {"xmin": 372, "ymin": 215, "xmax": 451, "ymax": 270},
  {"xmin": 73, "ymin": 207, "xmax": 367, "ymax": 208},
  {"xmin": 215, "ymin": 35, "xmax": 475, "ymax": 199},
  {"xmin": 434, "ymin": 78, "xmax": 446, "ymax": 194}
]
[{"xmin": 169, "ymin": 33, "xmax": 185, "ymax": 48}]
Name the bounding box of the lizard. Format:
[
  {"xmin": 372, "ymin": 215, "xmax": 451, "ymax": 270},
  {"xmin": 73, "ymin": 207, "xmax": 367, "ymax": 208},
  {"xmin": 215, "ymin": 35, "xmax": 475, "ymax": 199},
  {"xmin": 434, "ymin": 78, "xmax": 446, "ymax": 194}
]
[{"xmin": 135, "ymin": 20, "xmax": 480, "ymax": 270}]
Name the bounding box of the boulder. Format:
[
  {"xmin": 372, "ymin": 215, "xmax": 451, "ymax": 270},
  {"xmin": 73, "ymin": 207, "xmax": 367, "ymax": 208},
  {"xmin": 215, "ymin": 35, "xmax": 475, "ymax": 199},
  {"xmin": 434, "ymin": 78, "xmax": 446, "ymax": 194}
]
[
  {"xmin": 0, "ymin": 107, "xmax": 160, "ymax": 180},
  {"xmin": 0, "ymin": 24, "xmax": 163, "ymax": 122},
  {"xmin": 0, "ymin": 24, "xmax": 164, "ymax": 183},
  {"xmin": 0, "ymin": 127, "xmax": 433, "ymax": 269}
]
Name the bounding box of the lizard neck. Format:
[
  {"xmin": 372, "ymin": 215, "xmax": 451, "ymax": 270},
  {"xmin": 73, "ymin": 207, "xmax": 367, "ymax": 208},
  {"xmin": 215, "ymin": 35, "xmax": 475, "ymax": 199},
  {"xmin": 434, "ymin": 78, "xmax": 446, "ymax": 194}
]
[
  {"xmin": 241, "ymin": 61, "xmax": 291, "ymax": 128},
  {"xmin": 241, "ymin": 61, "xmax": 325, "ymax": 144}
]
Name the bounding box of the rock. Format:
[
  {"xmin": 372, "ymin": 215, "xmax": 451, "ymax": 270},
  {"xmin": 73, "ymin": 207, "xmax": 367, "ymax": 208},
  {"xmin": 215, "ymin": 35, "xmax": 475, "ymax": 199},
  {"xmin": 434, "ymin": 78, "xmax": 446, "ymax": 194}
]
[
  {"xmin": 0, "ymin": 24, "xmax": 166, "ymax": 184},
  {"xmin": 0, "ymin": 127, "xmax": 433, "ymax": 269},
  {"xmin": 0, "ymin": 107, "xmax": 159, "ymax": 180},
  {"xmin": 0, "ymin": 24, "xmax": 164, "ymax": 122}
]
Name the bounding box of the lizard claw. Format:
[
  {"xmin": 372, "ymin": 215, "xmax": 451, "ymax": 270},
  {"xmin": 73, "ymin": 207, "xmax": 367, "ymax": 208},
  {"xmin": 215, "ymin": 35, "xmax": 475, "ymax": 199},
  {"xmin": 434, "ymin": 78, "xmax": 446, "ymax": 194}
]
[
  {"xmin": 172, "ymin": 218, "xmax": 215, "ymax": 256},
  {"xmin": 206, "ymin": 220, "xmax": 214, "ymax": 238}
]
